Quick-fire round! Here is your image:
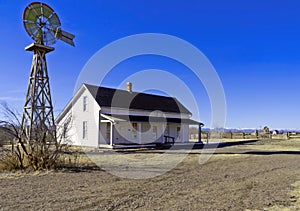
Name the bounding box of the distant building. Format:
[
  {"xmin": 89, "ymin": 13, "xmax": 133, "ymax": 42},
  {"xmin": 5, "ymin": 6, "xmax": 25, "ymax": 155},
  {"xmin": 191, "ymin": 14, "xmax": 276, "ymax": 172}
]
[{"xmin": 56, "ymin": 83, "xmax": 203, "ymax": 148}]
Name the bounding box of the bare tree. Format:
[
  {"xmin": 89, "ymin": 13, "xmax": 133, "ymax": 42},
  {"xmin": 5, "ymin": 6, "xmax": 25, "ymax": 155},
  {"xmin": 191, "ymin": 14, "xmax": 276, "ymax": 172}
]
[
  {"xmin": 0, "ymin": 102, "xmax": 71, "ymax": 170},
  {"xmin": 0, "ymin": 102, "xmax": 28, "ymax": 168},
  {"xmin": 263, "ymin": 126, "xmax": 270, "ymax": 133}
]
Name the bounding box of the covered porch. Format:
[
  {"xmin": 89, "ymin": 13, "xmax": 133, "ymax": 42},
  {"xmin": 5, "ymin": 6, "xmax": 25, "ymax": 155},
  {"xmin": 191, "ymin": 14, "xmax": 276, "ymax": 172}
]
[{"xmin": 99, "ymin": 113, "xmax": 203, "ymax": 148}]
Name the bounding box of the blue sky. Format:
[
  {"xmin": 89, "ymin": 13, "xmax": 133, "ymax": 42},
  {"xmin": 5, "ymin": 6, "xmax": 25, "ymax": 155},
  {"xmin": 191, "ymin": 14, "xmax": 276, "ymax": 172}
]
[{"xmin": 0, "ymin": 0, "xmax": 300, "ymax": 129}]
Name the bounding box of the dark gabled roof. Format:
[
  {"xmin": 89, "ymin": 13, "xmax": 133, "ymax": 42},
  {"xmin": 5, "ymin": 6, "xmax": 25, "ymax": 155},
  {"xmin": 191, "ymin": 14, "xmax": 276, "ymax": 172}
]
[{"xmin": 84, "ymin": 84, "xmax": 192, "ymax": 114}]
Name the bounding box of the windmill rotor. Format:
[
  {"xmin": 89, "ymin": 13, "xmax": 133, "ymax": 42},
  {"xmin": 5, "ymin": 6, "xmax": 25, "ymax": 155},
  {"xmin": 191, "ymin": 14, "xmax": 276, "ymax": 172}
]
[{"xmin": 23, "ymin": 2, "xmax": 75, "ymax": 46}]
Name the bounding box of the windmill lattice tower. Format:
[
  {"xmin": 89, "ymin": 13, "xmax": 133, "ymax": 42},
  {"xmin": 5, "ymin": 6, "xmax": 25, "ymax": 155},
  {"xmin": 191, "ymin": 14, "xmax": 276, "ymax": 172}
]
[{"xmin": 22, "ymin": 2, "xmax": 74, "ymax": 142}]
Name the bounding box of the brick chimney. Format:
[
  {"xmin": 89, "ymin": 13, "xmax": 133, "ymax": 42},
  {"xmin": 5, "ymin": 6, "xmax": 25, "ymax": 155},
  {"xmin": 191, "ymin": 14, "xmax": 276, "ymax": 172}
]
[{"xmin": 126, "ymin": 82, "xmax": 132, "ymax": 92}]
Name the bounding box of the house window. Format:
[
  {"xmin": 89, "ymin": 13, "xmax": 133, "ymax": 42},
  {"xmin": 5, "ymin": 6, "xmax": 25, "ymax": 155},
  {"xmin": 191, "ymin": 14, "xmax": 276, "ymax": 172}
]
[
  {"xmin": 106, "ymin": 122, "xmax": 111, "ymax": 140},
  {"xmin": 152, "ymin": 126, "xmax": 157, "ymax": 139},
  {"xmin": 153, "ymin": 126, "xmax": 157, "ymax": 133},
  {"xmin": 177, "ymin": 127, "xmax": 181, "ymax": 138},
  {"xmin": 132, "ymin": 123, "xmax": 138, "ymax": 131},
  {"xmin": 63, "ymin": 123, "xmax": 68, "ymax": 139},
  {"xmin": 83, "ymin": 121, "xmax": 88, "ymax": 139},
  {"xmin": 164, "ymin": 125, "xmax": 169, "ymax": 136},
  {"xmin": 83, "ymin": 96, "xmax": 88, "ymax": 111},
  {"xmin": 132, "ymin": 123, "xmax": 138, "ymax": 138}
]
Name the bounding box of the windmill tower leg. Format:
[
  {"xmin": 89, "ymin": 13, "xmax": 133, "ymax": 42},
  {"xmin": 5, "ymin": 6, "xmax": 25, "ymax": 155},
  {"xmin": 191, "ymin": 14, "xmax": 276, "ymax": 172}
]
[{"xmin": 21, "ymin": 43, "xmax": 56, "ymax": 145}]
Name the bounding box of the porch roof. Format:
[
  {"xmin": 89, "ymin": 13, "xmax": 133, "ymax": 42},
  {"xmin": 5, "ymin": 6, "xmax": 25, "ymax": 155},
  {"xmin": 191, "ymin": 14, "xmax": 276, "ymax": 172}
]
[{"xmin": 101, "ymin": 114, "xmax": 203, "ymax": 126}]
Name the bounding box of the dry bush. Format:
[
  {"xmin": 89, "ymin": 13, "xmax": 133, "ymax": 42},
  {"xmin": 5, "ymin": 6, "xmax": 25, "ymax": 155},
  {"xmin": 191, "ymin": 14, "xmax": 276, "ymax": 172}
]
[
  {"xmin": 1, "ymin": 153, "xmax": 23, "ymax": 170},
  {"xmin": 0, "ymin": 102, "xmax": 72, "ymax": 171},
  {"xmin": 0, "ymin": 147, "xmax": 27, "ymax": 171}
]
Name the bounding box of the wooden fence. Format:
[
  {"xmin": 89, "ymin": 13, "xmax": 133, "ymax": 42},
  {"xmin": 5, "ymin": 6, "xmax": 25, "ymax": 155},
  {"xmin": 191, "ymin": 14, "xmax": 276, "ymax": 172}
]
[{"xmin": 190, "ymin": 131, "xmax": 300, "ymax": 141}]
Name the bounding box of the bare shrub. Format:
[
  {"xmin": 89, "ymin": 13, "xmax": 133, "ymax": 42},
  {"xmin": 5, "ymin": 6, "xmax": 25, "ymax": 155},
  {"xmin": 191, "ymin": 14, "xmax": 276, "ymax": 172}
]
[
  {"xmin": 0, "ymin": 102, "xmax": 71, "ymax": 171},
  {"xmin": 0, "ymin": 149, "xmax": 25, "ymax": 170}
]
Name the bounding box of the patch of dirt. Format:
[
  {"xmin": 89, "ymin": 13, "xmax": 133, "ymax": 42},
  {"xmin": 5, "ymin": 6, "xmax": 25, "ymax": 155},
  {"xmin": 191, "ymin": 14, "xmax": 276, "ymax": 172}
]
[{"xmin": 0, "ymin": 140, "xmax": 299, "ymax": 210}]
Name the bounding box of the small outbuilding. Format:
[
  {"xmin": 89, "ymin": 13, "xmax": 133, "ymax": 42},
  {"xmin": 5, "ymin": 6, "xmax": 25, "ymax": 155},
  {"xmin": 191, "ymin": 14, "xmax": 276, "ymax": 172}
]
[{"xmin": 56, "ymin": 83, "xmax": 203, "ymax": 148}]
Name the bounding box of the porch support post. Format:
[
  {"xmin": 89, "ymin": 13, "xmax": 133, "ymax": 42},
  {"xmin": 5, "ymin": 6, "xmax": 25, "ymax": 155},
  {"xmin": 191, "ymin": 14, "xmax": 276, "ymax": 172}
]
[
  {"xmin": 181, "ymin": 125, "xmax": 184, "ymax": 143},
  {"xmin": 198, "ymin": 123, "xmax": 202, "ymax": 143},
  {"xmin": 162, "ymin": 124, "xmax": 166, "ymax": 144},
  {"xmin": 138, "ymin": 123, "xmax": 142, "ymax": 144},
  {"xmin": 110, "ymin": 122, "xmax": 114, "ymax": 146},
  {"xmin": 98, "ymin": 111, "xmax": 102, "ymax": 147}
]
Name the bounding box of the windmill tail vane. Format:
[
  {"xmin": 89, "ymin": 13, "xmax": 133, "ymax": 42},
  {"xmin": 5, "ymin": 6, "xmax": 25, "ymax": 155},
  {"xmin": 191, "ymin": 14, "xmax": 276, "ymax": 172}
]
[{"xmin": 55, "ymin": 28, "xmax": 75, "ymax": 46}]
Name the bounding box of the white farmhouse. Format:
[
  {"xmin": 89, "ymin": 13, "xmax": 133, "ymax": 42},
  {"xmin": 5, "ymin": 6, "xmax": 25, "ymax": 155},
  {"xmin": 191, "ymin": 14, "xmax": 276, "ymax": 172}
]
[{"xmin": 56, "ymin": 83, "xmax": 203, "ymax": 148}]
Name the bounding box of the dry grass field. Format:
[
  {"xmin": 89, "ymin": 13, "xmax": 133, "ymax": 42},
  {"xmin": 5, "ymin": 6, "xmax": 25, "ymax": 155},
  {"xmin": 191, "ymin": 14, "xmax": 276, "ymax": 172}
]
[{"xmin": 0, "ymin": 139, "xmax": 299, "ymax": 210}]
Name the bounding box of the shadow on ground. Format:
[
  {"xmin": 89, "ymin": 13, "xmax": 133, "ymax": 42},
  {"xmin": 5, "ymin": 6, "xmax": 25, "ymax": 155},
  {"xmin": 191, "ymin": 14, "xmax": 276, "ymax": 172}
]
[
  {"xmin": 110, "ymin": 140, "xmax": 300, "ymax": 156},
  {"xmin": 58, "ymin": 165, "xmax": 103, "ymax": 173}
]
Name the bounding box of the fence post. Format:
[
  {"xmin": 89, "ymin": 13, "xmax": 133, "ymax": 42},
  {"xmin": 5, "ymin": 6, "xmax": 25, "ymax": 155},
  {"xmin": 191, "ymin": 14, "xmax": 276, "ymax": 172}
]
[{"xmin": 206, "ymin": 132, "xmax": 209, "ymax": 144}]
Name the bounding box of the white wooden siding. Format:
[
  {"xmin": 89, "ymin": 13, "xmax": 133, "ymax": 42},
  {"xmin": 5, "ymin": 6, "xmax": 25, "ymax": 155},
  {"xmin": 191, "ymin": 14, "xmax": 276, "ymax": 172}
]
[{"xmin": 57, "ymin": 87, "xmax": 100, "ymax": 147}]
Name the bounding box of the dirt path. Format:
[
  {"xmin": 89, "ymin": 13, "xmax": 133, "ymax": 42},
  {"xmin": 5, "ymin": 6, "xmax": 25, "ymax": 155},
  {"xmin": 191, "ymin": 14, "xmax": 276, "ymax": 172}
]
[{"xmin": 0, "ymin": 141, "xmax": 299, "ymax": 210}]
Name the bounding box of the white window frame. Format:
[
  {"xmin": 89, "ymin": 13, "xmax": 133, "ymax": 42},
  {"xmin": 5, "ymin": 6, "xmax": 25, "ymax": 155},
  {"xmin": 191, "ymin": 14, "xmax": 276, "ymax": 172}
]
[
  {"xmin": 63, "ymin": 123, "xmax": 68, "ymax": 139},
  {"xmin": 83, "ymin": 121, "xmax": 88, "ymax": 139},
  {"xmin": 83, "ymin": 96, "xmax": 88, "ymax": 112}
]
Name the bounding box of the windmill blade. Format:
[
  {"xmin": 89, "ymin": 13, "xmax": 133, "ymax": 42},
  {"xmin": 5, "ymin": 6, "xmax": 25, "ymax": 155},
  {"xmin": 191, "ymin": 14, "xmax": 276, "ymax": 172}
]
[
  {"xmin": 55, "ymin": 29, "xmax": 75, "ymax": 46},
  {"xmin": 44, "ymin": 30, "xmax": 56, "ymax": 46},
  {"xmin": 48, "ymin": 12, "xmax": 61, "ymax": 29},
  {"xmin": 24, "ymin": 21, "xmax": 39, "ymax": 37},
  {"xmin": 35, "ymin": 29, "xmax": 44, "ymax": 42}
]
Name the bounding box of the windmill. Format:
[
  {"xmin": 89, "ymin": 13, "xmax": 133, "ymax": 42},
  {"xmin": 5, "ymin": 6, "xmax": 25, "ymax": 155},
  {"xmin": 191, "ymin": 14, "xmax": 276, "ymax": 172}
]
[{"xmin": 21, "ymin": 2, "xmax": 74, "ymax": 143}]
